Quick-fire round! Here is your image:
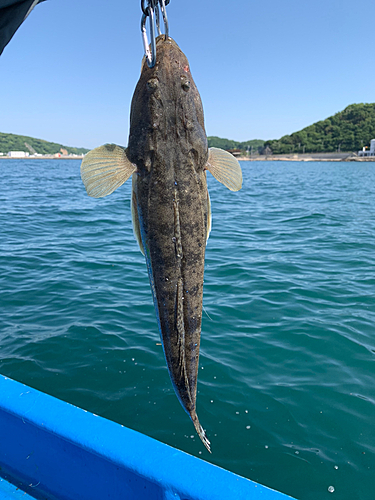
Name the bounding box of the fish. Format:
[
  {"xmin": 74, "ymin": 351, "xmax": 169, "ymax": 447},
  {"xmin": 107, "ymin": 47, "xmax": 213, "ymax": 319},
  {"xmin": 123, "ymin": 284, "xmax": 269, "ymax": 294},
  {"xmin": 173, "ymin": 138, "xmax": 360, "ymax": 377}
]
[{"xmin": 80, "ymin": 35, "xmax": 242, "ymax": 452}]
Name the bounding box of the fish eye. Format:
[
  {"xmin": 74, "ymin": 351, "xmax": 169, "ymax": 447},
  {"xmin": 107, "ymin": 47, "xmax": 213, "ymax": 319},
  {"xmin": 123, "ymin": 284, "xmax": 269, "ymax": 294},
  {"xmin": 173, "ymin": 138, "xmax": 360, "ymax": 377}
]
[
  {"xmin": 180, "ymin": 76, "xmax": 190, "ymax": 92},
  {"xmin": 190, "ymin": 148, "xmax": 199, "ymax": 163},
  {"xmin": 147, "ymin": 78, "xmax": 159, "ymax": 91}
]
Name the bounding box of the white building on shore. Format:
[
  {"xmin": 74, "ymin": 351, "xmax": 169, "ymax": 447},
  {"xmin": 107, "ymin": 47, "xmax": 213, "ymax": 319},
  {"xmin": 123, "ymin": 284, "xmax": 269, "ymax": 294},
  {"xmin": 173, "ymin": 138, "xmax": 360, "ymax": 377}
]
[
  {"xmin": 358, "ymin": 139, "xmax": 375, "ymax": 157},
  {"xmin": 7, "ymin": 151, "xmax": 30, "ymax": 158}
]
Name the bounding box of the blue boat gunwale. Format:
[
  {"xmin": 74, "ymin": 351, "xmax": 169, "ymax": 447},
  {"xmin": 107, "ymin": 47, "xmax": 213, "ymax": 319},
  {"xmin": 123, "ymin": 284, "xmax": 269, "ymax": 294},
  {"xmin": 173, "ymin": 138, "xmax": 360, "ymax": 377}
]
[{"xmin": 0, "ymin": 374, "xmax": 295, "ymax": 500}]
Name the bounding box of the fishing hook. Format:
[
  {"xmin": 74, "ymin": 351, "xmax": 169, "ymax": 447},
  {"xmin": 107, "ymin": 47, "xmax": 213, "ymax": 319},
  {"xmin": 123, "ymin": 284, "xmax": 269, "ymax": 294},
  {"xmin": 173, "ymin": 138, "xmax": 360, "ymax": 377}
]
[{"xmin": 141, "ymin": 0, "xmax": 170, "ymax": 68}]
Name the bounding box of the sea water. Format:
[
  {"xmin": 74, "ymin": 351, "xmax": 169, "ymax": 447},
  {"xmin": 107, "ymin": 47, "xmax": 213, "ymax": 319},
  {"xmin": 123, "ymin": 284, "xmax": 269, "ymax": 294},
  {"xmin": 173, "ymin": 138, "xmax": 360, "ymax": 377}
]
[{"xmin": 0, "ymin": 159, "xmax": 374, "ymax": 500}]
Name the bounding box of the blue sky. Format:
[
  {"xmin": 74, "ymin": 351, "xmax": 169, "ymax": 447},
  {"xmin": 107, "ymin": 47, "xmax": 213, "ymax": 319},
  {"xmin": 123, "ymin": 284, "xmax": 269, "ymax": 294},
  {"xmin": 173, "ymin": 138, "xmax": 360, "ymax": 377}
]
[{"xmin": 1, "ymin": 0, "xmax": 374, "ymax": 149}]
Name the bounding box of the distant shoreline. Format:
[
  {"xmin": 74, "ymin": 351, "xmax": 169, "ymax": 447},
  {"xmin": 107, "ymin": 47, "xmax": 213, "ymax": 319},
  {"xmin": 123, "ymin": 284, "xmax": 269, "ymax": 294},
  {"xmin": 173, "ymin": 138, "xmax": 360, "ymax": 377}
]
[
  {"xmin": 237, "ymin": 153, "xmax": 375, "ymax": 162},
  {"xmin": 0, "ymin": 155, "xmax": 84, "ymax": 160},
  {"xmin": 1, "ymin": 154, "xmax": 375, "ymax": 163}
]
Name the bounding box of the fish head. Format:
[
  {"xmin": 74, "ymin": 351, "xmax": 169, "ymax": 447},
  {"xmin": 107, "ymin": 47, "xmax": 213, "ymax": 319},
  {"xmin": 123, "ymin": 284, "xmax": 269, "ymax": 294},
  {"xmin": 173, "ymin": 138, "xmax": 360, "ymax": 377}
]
[{"xmin": 128, "ymin": 36, "xmax": 208, "ymax": 172}]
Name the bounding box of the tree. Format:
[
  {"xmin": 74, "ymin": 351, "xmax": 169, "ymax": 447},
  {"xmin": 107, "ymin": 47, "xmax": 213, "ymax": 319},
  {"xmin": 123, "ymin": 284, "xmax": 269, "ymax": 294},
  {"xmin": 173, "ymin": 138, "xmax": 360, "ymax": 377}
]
[{"xmin": 264, "ymin": 103, "xmax": 375, "ymax": 153}]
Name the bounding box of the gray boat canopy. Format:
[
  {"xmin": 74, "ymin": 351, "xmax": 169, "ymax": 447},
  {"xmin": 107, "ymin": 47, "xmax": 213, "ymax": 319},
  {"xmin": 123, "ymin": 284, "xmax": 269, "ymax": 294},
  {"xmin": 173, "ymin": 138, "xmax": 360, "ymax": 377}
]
[{"xmin": 0, "ymin": 0, "xmax": 45, "ymax": 56}]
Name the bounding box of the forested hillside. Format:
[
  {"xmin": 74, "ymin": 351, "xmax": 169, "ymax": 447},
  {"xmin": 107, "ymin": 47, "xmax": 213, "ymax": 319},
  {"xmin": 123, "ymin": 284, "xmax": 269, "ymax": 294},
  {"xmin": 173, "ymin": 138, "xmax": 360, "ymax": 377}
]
[
  {"xmin": 208, "ymin": 136, "xmax": 264, "ymax": 152},
  {"xmin": 0, "ymin": 132, "xmax": 89, "ymax": 155},
  {"xmin": 264, "ymin": 103, "xmax": 375, "ymax": 154}
]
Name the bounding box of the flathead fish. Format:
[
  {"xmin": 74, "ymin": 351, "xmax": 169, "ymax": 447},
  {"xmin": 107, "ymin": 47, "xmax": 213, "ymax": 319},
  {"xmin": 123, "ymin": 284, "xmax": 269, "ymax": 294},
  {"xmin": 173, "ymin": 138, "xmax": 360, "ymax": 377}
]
[{"xmin": 80, "ymin": 36, "xmax": 242, "ymax": 452}]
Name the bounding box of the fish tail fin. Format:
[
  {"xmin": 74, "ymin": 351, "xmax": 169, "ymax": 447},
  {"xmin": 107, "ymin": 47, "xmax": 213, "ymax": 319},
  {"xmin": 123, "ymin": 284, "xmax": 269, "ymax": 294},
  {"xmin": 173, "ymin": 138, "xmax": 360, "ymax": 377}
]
[{"xmin": 191, "ymin": 411, "xmax": 211, "ymax": 453}]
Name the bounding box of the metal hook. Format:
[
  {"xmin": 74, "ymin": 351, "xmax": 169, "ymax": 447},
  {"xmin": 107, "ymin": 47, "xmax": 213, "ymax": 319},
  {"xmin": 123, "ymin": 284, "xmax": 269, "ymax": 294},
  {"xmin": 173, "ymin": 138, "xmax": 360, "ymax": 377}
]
[
  {"xmin": 141, "ymin": 0, "xmax": 170, "ymax": 68},
  {"xmin": 141, "ymin": 5, "xmax": 156, "ymax": 68},
  {"xmin": 159, "ymin": 0, "xmax": 169, "ymax": 40},
  {"xmin": 155, "ymin": 5, "xmax": 162, "ymax": 36}
]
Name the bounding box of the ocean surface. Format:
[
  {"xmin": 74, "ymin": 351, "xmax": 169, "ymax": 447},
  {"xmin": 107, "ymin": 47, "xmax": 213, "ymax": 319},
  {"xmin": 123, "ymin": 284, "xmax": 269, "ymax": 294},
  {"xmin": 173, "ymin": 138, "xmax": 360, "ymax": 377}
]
[{"xmin": 1, "ymin": 158, "xmax": 374, "ymax": 499}]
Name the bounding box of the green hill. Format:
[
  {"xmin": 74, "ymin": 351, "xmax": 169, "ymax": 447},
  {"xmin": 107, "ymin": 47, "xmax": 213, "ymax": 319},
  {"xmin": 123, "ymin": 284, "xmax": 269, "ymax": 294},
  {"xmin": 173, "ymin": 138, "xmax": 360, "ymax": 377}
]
[
  {"xmin": 0, "ymin": 132, "xmax": 89, "ymax": 155},
  {"xmin": 208, "ymin": 136, "xmax": 265, "ymax": 153},
  {"xmin": 264, "ymin": 103, "xmax": 375, "ymax": 154}
]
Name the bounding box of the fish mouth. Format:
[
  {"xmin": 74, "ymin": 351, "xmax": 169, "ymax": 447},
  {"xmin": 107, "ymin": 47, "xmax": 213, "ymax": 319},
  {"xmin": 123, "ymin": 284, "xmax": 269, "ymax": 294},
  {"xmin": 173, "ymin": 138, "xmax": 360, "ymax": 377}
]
[
  {"xmin": 141, "ymin": 35, "xmax": 181, "ymax": 72},
  {"xmin": 155, "ymin": 34, "xmax": 178, "ymax": 48}
]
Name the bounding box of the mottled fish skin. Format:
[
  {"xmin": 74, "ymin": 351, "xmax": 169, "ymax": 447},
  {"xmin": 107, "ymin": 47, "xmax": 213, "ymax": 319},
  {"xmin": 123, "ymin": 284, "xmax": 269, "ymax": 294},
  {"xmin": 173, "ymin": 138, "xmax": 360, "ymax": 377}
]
[
  {"xmin": 80, "ymin": 35, "xmax": 242, "ymax": 453},
  {"xmin": 129, "ymin": 36, "xmax": 210, "ymax": 450}
]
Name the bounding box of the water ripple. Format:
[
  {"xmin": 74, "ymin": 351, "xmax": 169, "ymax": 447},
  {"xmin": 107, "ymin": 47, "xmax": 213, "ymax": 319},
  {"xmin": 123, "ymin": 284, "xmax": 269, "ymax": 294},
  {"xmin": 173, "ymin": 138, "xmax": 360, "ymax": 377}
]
[{"xmin": 1, "ymin": 159, "xmax": 375, "ymax": 499}]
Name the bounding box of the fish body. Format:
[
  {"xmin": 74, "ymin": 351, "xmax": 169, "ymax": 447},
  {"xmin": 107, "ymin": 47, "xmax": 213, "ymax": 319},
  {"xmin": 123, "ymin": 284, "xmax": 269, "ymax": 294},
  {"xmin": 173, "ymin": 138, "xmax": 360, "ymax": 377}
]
[
  {"xmin": 130, "ymin": 38, "xmax": 209, "ymax": 446},
  {"xmin": 81, "ymin": 36, "xmax": 242, "ymax": 452}
]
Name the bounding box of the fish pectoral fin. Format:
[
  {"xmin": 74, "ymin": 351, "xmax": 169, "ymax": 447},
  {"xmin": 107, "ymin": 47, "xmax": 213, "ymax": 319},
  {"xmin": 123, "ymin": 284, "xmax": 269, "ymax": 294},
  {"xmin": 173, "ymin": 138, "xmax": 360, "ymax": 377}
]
[
  {"xmin": 205, "ymin": 147, "xmax": 243, "ymax": 191},
  {"xmin": 81, "ymin": 144, "xmax": 137, "ymax": 198}
]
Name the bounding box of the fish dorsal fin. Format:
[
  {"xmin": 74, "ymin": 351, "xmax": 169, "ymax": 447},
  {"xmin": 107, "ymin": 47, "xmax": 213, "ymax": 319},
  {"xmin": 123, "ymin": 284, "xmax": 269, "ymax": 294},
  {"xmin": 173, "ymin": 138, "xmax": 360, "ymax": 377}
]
[
  {"xmin": 81, "ymin": 144, "xmax": 137, "ymax": 198},
  {"xmin": 205, "ymin": 147, "xmax": 243, "ymax": 191}
]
